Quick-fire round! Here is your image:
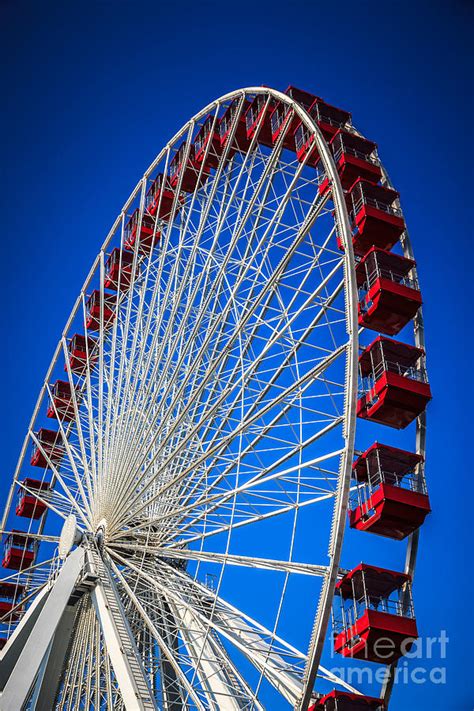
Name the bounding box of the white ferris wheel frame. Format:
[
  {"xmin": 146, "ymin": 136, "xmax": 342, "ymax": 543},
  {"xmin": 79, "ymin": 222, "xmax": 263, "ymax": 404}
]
[{"xmin": 0, "ymin": 87, "xmax": 426, "ymax": 710}]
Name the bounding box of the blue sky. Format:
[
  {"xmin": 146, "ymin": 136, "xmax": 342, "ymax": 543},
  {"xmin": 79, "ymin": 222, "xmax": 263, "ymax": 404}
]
[{"xmin": 0, "ymin": 1, "xmax": 471, "ymax": 709}]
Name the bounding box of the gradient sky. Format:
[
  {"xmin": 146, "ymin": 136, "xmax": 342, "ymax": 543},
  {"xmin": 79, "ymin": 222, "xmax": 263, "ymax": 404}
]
[{"xmin": 0, "ymin": 1, "xmax": 471, "ymax": 709}]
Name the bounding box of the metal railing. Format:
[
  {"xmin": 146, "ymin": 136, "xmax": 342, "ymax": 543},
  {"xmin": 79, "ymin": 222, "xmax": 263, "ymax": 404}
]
[
  {"xmin": 311, "ymin": 104, "xmax": 349, "ymax": 130},
  {"xmin": 350, "ymin": 466, "xmax": 428, "ymax": 511},
  {"xmin": 270, "ymin": 107, "xmax": 289, "ymax": 135},
  {"xmin": 359, "ymin": 263, "xmax": 418, "ymax": 294},
  {"xmin": 294, "ymin": 124, "xmax": 308, "ymax": 152},
  {"xmin": 333, "ymin": 145, "xmax": 380, "ymax": 166},
  {"xmin": 333, "ymin": 591, "xmax": 415, "ymax": 634},
  {"xmin": 245, "ymin": 97, "xmax": 266, "ymax": 131},
  {"xmin": 361, "ymin": 358, "xmax": 428, "ymax": 389},
  {"xmin": 351, "ymin": 194, "xmax": 402, "ymax": 219}
]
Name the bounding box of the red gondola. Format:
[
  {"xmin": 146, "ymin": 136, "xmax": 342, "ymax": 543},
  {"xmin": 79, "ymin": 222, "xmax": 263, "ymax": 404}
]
[
  {"xmin": 65, "ymin": 333, "xmax": 98, "ymax": 375},
  {"xmin": 124, "ymin": 209, "xmax": 160, "ymax": 254},
  {"xmin": 357, "ymin": 337, "xmax": 432, "ymax": 429},
  {"xmin": 104, "ymin": 248, "xmax": 135, "ymax": 292},
  {"xmin": 47, "ymin": 379, "xmax": 76, "ymax": 421},
  {"xmin": 16, "ymin": 478, "xmax": 51, "ymax": 519},
  {"xmin": 0, "ymin": 582, "xmax": 25, "ymax": 621},
  {"xmin": 269, "ymin": 86, "xmax": 318, "ymax": 151},
  {"xmin": 30, "ymin": 428, "xmax": 64, "ymax": 468},
  {"xmin": 146, "ymin": 174, "xmax": 182, "ymax": 220},
  {"xmin": 309, "ymin": 690, "xmax": 384, "ymax": 711},
  {"xmin": 349, "ymin": 443, "xmax": 431, "ymax": 539},
  {"xmin": 295, "ymin": 97, "xmax": 352, "ymax": 166},
  {"xmin": 333, "ymin": 564, "xmax": 418, "ymax": 663},
  {"xmin": 219, "ymin": 99, "xmax": 251, "ymax": 156},
  {"xmin": 85, "ymin": 290, "xmax": 116, "ymax": 330},
  {"xmin": 320, "ymin": 130, "xmax": 382, "ymax": 192},
  {"xmin": 169, "ymin": 142, "xmax": 210, "ymax": 193},
  {"xmin": 194, "ymin": 115, "xmax": 222, "ymax": 170},
  {"xmin": 2, "ymin": 532, "xmax": 37, "ymax": 571},
  {"xmin": 356, "ymin": 248, "xmax": 422, "ymax": 335},
  {"xmin": 245, "ymin": 94, "xmax": 277, "ymax": 147},
  {"xmin": 342, "ymin": 179, "xmax": 406, "ymax": 256}
]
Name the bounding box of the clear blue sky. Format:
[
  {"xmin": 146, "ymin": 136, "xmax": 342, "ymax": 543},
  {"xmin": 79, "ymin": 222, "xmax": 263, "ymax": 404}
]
[{"xmin": 0, "ymin": 1, "xmax": 471, "ymax": 709}]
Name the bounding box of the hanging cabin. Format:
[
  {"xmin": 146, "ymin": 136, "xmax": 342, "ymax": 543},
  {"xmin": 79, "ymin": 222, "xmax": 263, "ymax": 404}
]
[
  {"xmin": 30, "ymin": 428, "xmax": 64, "ymax": 469},
  {"xmin": 349, "ymin": 442, "xmax": 431, "ymax": 539},
  {"xmin": 124, "ymin": 209, "xmax": 160, "ymax": 254},
  {"xmin": 357, "ymin": 337, "xmax": 432, "ymax": 429},
  {"xmin": 0, "ymin": 582, "xmax": 25, "ymax": 622},
  {"xmin": 65, "ymin": 333, "xmax": 98, "ymax": 375},
  {"xmin": 245, "ymin": 94, "xmax": 277, "ymax": 148},
  {"xmin": 333, "ymin": 564, "xmax": 418, "ymax": 663},
  {"xmin": 2, "ymin": 532, "xmax": 37, "ymax": 571},
  {"xmin": 146, "ymin": 173, "xmax": 182, "ymax": 220},
  {"xmin": 356, "ymin": 247, "xmax": 422, "ymax": 335},
  {"xmin": 269, "ymin": 86, "xmax": 318, "ymax": 151},
  {"xmin": 103, "ymin": 248, "xmax": 135, "ymax": 292},
  {"xmin": 85, "ymin": 290, "xmax": 116, "ymax": 331},
  {"xmin": 295, "ymin": 97, "xmax": 352, "ymax": 166},
  {"xmin": 194, "ymin": 115, "xmax": 222, "ymax": 170},
  {"xmin": 320, "ymin": 130, "xmax": 382, "ymax": 193},
  {"xmin": 342, "ymin": 179, "xmax": 406, "ymax": 256},
  {"xmin": 47, "ymin": 379, "xmax": 76, "ymax": 422},
  {"xmin": 219, "ymin": 99, "xmax": 251, "ymax": 157},
  {"xmin": 169, "ymin": 141, "xmax": 210, "ymax": 193},
  {"xmin": 16, "ymin": 478, "xmax": 51, "ymax": 519}
]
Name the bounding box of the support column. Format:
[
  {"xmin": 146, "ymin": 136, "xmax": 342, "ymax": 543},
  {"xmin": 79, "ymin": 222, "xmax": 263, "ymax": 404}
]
[
  {"xmin": 0, "ymin": 546, "xmax": 85, "ymax": 711},
  {"xmin": 90, "ymin": 551, "xmax": 158, "ymax": 711}
]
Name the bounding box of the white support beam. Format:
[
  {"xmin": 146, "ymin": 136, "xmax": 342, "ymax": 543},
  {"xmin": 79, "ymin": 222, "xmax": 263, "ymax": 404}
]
[
  {"xmin": 90, "ymin": 552, "xmax": 158, "ymax": 711},
  {"xmin": 29, "ymin": 603, "xmax": 78, "ymax": 711},
  {"xmin": 169, "ymin": 600, "xmax": 254, "ymax": 711},
  {"xmin": 0, "ymin": 584, "xmax": 50, "ymax": 688},
  {"xmin": 0, "ymin": 546, "xmax": 85, "ymax": 711}
]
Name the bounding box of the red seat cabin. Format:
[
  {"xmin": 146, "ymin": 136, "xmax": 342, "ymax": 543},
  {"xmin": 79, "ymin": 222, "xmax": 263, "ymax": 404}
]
[
  {"xmin": 124, "ymin": 209, "xmax": 160, "ymax": 254},
  {"xmin": 86, "ymin": 290, "xmax": 116, "ymax": 331},
  {"xmin": 65, "ymin": 333, "xmax": 98, "ymax": 375},
  {"xmin": 0, "ymin": 582, "xmax": 25, "ymax": 622},
  {"xmin": 321, "ymin": 130, "xmax": 382, "ymax": 192},
  {"xmin": 356, "ymin": 248, "xmax": 422, "ymax": 335},
  {"xmin": 0, "ymin": 637, "xmax": 7, "ymax": 650},
  {"xmin": 269, "ymin": 86, "xmax": 318, "ymax": 151},
  {"xmin": 357, "ymin": 337, "xmax": 431, "ymax": 429},
  {"xmin": 309, "ymin": 691, "xmax": 383, "ymax": 711},
  {"xmin": 2, "ymin": 532, "xmax": 37, "ymax": 571},
  {"xmin": 16, "ymin": 478, "xmax": 51, "ymax": 519},
  {"xmin": 342, "ymin": 179, "xmax": 406, "ymax": 256},
  {"xmin": 47, "ymin": 380, "xmax": 76, "ymax": 422},
  {"xmin": 30, "ymin": 428, "xmax": 64, "ymax": 469},
  {"xmin": 169, "ymin": 142, "xmax": 210, "ymax": 193},
  {"xmin": 194, "ymin": 115, "xmax": 222, "ymax": 170},
  {"xmin": 245, "ymin": 93, "xmax": 277, "ymax": 148},
  {"xmin": 349, "ymin": 443, "xmax": 431, "ymax": 540},
  {"xmin": 104, "ymin": 248, "xmax": 135, "ymax": 292},
  {"xmin": 333, "ymin": 564, "xmax": 418, "ymax": 663},
  {"xmin": 219, "ymin": 99, "xmax": 251, "ymax": 157},
  {"xmin": 146, "ymin": 174, "xmax": 182, "ymax": 220},
  {"xmin": 295, "ymin": 97, "xmax": 352, "ymax": 166}
]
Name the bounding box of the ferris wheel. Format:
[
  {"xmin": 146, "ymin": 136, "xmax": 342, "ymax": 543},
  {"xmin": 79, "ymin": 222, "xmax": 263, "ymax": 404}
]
[{"xmin": 0, "ymin": 86, "xmax": 431, "ymax": 711}]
